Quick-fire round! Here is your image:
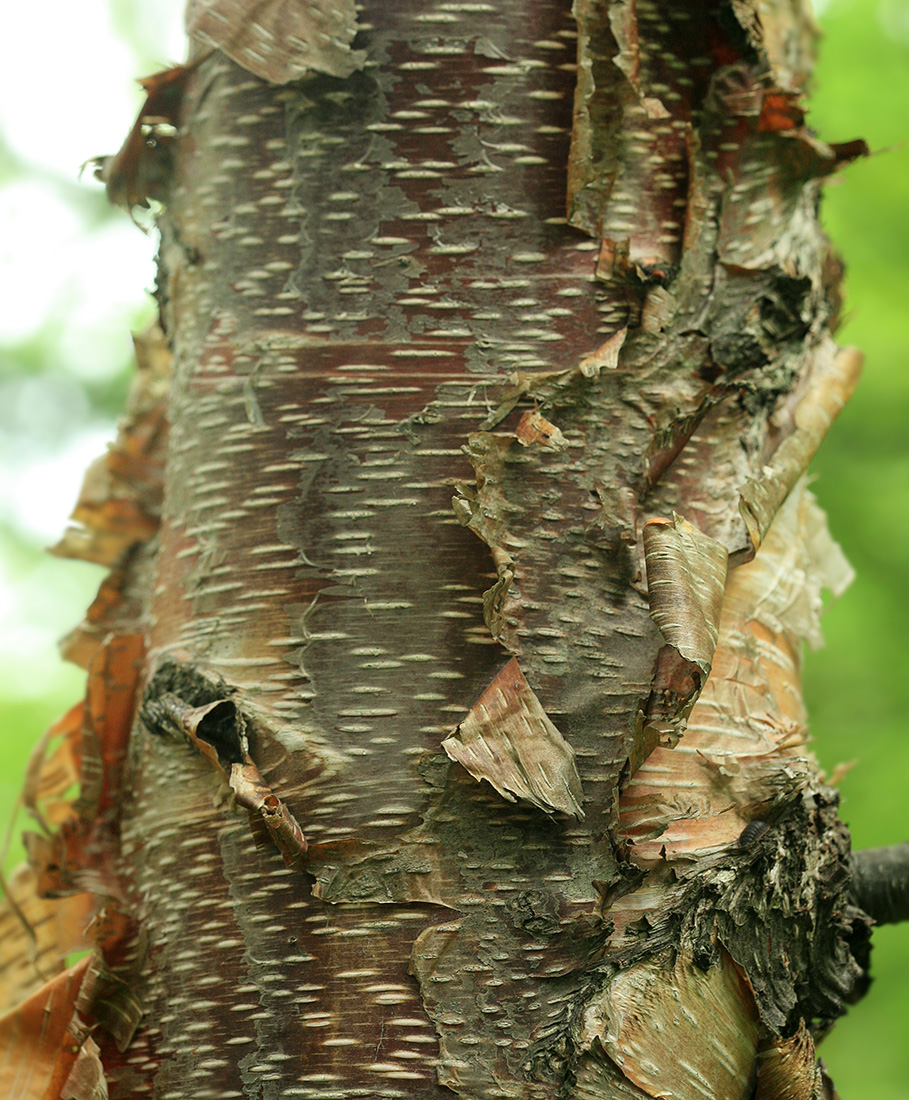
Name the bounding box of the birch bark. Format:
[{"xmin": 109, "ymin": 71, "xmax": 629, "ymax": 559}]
[{"xmin": 1, "ymin": 2, "xmax": 875, "ymax": 1098}]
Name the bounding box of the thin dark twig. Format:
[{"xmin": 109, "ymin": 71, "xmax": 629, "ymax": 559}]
[{"xmin": 851, "ymin": 844, "xmax": 909, "ymax": 926}]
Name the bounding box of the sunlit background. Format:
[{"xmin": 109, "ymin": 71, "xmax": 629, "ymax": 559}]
[{"xmin": 1, "ymin": 0, "xmax": 907, "ymax": 1093}]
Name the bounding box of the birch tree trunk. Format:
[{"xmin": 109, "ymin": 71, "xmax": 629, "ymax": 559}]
[{"xmin": 1, "ymin": 1, "xmax": 878, "ymax": 1098}]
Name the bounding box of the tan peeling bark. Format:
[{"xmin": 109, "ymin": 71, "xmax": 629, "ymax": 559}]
[
  {"xmin": 1, "ymin": 1, "xmax": 882, "ymax": 1098},
  {"xmin": 442, "ymin": 657, "xmax": 585, "ymax": 818},
  {"xmin": 738, "ymin": 343, "xmax": 862, "ymax": 557},
  {"xmin": 575, "ymin": 948, "xmax": 762, "ymax": 1100}
]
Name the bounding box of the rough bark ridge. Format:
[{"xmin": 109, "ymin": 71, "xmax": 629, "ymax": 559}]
[{"xmin": 1, "ymin": 1, "xmax": 873, "ymax": 1099}]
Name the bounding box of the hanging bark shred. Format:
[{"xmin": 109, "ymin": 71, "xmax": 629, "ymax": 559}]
[
  {"xmin": 90, "ymin": 58, "xmax": 212, "ymax": 211},
  {"xmin": 442, "ymin": 658, "xmax": 585, "ymax": 818}
]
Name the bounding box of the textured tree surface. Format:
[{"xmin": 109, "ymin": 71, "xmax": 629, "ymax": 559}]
[{"xmin": 0, "ymin": 1, "xmax": 876, "ymax": 1098}]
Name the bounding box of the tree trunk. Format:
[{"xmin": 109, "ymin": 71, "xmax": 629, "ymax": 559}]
[{"xmin": 1, "ymin": 1, "xmax": 877, "ymax": 1098}]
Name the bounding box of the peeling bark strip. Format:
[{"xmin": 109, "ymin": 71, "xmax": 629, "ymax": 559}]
[
  {"xmin": 141, "ymin": 661, "xmax": 307, "ymax": 862},
  {"xmin": 443, "ymin": 658, "xmax": 585, "ymax": 817},
  {"xmin": 642, "ymin": 514, "xmax": 727, "ymax": 745},
  {"xmin": 4, "ymin": 0, "xmax": 876, "ymax": 1096},
  {"xmin": 643, "ymin": 517, "xmax": 727, "ymax": 673},
  {"xmin": 0, "ymin": 956, "xmax": 94, "ymax": 1100},
  {"xmin": 755, "ymin": 1020, "xmax": 837, "ymax": 1100},
  {"xmin": 738, "ymin": 343, "xmax": 862, "ymax": 557}
]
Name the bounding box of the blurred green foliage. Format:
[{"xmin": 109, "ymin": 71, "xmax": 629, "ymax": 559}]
[
  {"xmin": 804, "ymin": 1, "xmax": 909, "ymax": 1093},
  {"xmin": 0, "ymin": 0, "xmax": 906, "ymax": 1092}
]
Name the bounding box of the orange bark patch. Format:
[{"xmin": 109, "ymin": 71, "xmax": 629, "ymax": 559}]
[
  {"xmin": 0, "ymin": 955, "xmax": 92, "ymax": 1100},
  {"xmin": 24, "ymin": 635, "xmax": 144, "ymax": 900}
]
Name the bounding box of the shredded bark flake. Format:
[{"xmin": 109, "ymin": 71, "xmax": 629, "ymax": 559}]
[
  {"xmin": 21, "ymin": 702, "xmax": 83, "ymax": 833},
  {"xmin": 231, "ymin": 766, "xmax": 309, "ymax": 864},
  {"xmin": 81, "ymin": 634, "xmax": 145, "ymax": 823},
  {"xmin": 49, "ymin": 454, "xmax": 159, "ymax": 567},
  {"xmin": 576, "ymin": 950, "xmax": 762, "ymax": 1100},
  {"xmin": 90, "ymin": 58, "xmax": 209, "ymax": 211},
  {"xmin": 578, "ymin": 326, "xmax": 628, "ymax": 377},
  {"xmin": 729, "ymin": 0, "xmax": 819, "ymax": 93},
  {"xmin": 743, "ymin": 481, "xmax": 854, "ymax": 652},
  {"xmin": 452, "ymin": 433, "xmax": 521, "ymax": 644},
  {"xmin": 187, "ymin": 0, "xmax": 365, "ymax": 84},
  {"xmin": 59, "ymin": 573, "xmax": 129, "ymax": 671},
  {"xmin": 642, "ymin": 514, "xmax": 727, "ymax": 747},
  {"xmin": 22, "ymin": 635, "xmax": 143, "ymax": 901},
  {"xmin": 442, "ymin": 658, "xmax": 584, "ymax": 818},
  {"xmin": 514, "ymin": 409, "xmax": 568, "ymax": 451},
  {"xmin": 76, "ymin": 937, "xmax": 146, "ymax": 1055},
  {"xmin": 51, "ymin": 325, "xmax": 170, "ymax": 570},
  {"xmin": 0, "ymin": 865, "xmax": 93, "ymax": 1012},
  {"xmin": 478, "ymin": 333, "xmax": 625, "ymax": 433},
  {"xmin": 618, "ymin": 478, "xmax": 848, "ymax": 867},
  {"xmin": 59, "ymin": 1035, "xmax": 106, "ymax": 1100},
  {"xmin": 57, "ymin": 326, "xmax": 170, "ymax": 667},
  {"xmin": 739, "ymin": 344, "xmax": 862, "ymax": 557},
  {"xmin": 568, "ymin": 0, "xmax": 688, "ymax": 268}
]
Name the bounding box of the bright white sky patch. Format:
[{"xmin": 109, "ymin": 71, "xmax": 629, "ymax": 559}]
[
  {"xmin": 0, "ymin": 181, "xmax": 85, "ymax": 341},
  {"xmin": 0, "ymin": 181, "xmax": 155, "ymax": 356},
  {"xmin": 0, "ymin": 0, "xmax": 186, "ymax": 178},
  {"xmin": 2, "ymin": 428, "xmax": 115, "ymax": 543}
]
